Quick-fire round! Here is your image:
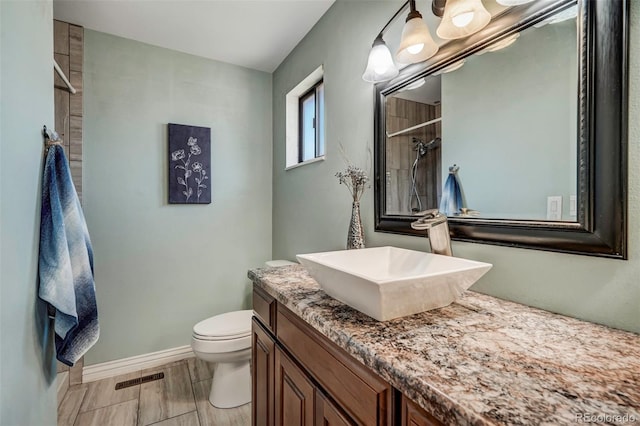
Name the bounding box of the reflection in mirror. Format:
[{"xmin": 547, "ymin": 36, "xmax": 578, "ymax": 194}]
[
  {"xmin": 384, "ymin": 5, "xmax": 578, "ymax": 222},
  {"xmin": 375, "ymin": 0, "xmax": 627, "ymax": 258}
]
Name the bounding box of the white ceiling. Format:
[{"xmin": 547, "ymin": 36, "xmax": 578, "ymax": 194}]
[{"xmin": 53, "ymin": 0, "xmax": 335, "ymax": 73}]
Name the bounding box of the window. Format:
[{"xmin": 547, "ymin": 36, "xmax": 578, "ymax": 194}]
[
  {"xmin": 285, "ymin": 65, "xmax": 324, "ymax": 169},
  {"xmin": 298, "ymin": 80, "xmax": 324, "ymax": 162}
]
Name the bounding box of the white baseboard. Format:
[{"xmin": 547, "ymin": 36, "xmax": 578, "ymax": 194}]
[{"xmin": 82, "ymin": 345, "xmax": 195, "ymax": 383}]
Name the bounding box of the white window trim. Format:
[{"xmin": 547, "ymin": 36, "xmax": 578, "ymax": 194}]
[
  {"xmin": 285, "ymin": 65, "xmax": 324, "ymax": 170},
  {"xmin": 284, "ymin": 155, "xmax": 326, "ymax": 171}
]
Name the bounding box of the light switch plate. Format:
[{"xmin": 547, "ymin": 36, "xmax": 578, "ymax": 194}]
[
  {"xmin": 569, "ymin": 195, "xmax": 577, "ymax": 216},
  {"xmin": 547, "ymin": 196, "xmax": 562, "ymax": 220}
]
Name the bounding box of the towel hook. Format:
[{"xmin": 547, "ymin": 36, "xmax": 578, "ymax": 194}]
[{"xmin": 43, "ymin": 125, "xmax": 63, "ymax": 151}]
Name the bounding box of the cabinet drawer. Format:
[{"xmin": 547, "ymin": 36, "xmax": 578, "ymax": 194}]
[
  {"xmin": 253, "ymin": 287, "xmax": 276, "ymax": 332},
  {"xmin": 277, "ymin": 305, "xmax": 392, "ymax": 426}
]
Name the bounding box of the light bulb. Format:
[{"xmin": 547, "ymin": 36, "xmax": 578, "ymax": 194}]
[
  {"xmin": 374, "ymin": 66, "xmax": 387, "ymax": 75},
  {"xmin": 436, "ymin": 0, "xmax": 491, "ymax": 40},
  {"xmin": 452, "ymin": 11, "xmax": 474, "ymax": 28},
  {"xmin": 407, "ymin": 43, "xmax": 424, "ymax": 54},
  {"xmin": 370, "ymin": 44, "xmax": 391, "ymax": 74}
]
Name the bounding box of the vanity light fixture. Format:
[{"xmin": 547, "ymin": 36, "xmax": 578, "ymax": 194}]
[
  {"xmin": 362, "ymin": 35, "xmax": 399, "ymax": 83},
  {"xmin": 436, "ymin": 0, "xmax": 491, "ymax": 40},
  {"xmin": 496, "ymin": 0, "xmax": 535, "ymax": 6},
  {"xmin": 362, "ymin": 1, "xmax": 411, "ymax": 83},
  {"xmin": 363, "ymin": 0, "xmax": 504, "ymax": 83},
  {"xmin": 396, "ymin": 0, "xmax": 439, "ymax": 64}
]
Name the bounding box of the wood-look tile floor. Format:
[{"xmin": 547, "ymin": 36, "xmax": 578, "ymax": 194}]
[{"xmin": 58, "ymin": 358, "xmax": 251, "ymax": 426}]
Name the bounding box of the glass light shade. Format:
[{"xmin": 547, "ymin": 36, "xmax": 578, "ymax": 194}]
[
  {"xmin": 399, "ymin": 78, "xmax": 426, "ymax": 92},
  {"xmin": 433, "ymin": 59, "xmax": 465, "ymax": 76},
  {"xmin": 476, "ymin": 33, "xmax": 520, "ymax": 55},
  {"xmin": 496, "ymin": 0, "xmax": 535, "ymax": 6},
  {"xmin": 436, "ymin": 0, "xmax": 491, "ymax": 40},
  {"xmin": 396, "ymin": 16, "xmax": 439, "ymax": 64},
  {"xmin": 362, "ymin": 36, "xmax": 399, "ymax": 83},
  {"xmin": 452, "ymin": 11, "xmax": 474, "ymax": 28}
]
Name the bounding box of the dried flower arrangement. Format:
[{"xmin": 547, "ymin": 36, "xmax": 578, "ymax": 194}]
[
  {"xmin": 335, "ymin": 144, "xmax": 371, "ymax": 249},
  {"xmin": 335, "ymin": 143, "xmax": 371, "ymax": 202},
  {"xmin": 335, "ymin": 165, "xmax": 369, "ymax": 202}
]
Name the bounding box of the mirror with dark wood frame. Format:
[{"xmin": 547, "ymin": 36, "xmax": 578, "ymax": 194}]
[{"xmin": 374, "ymin": 0, "xmax": 628, "ymax": 258}]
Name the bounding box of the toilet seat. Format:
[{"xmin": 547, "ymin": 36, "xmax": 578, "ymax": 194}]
[
  {"xmin": 191, "ymin": 333, "xmax": 250, "ymax": 354},
  {"xmin": 192, "ymin": 310, "xmax": 253, "ymax": 339},
  {"xmin": 192, "ymin": 331, "xmax": 249, "ymax": 341}
]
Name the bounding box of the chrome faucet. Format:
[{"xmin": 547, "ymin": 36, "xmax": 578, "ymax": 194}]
[{"xmin": 411, "ymin": 209, "xmax": 452, "ymax": 256}]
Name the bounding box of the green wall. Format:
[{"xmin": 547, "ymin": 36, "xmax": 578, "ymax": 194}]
[
  {"xmin": 83, "ymin": 31, "xmax": 272, "ymax": 364},
  {"xmin": 0, "ymin": 1, "xmax": 58, "ymax": 424},
  {"xmin": 442, "ymin": 20, "xmax": 577, "ymax": 220},
  {"xmin": 272, "ymin": 0, "xmax": 639, "ymax": 333}
]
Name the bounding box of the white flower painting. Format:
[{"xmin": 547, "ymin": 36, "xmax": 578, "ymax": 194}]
[{"xmin": 168, "ymin": 124, "xmax": 211, "ymax": 204}]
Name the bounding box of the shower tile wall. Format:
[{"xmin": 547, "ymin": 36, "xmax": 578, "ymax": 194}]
[
  {"xmin": 54, "ymin": 19, "xmax": 85, "ymax": 393},
  {"xmin": 54, "ymin": 20, "xmax": 83, "ymax": 201},
  {"xmin": 386, "ymin": 97, "xmax": 441, "ymax": 215}
]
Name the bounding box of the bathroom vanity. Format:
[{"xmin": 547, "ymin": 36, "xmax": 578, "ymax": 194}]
[{"xmin": 249, "ymin": 265, "xmax": 640, "ymax": 426}]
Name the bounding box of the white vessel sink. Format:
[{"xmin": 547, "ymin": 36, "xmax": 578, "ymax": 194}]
[{"xmin": 296, "ymin": 246, "xmax": 492, "ymax": 321}]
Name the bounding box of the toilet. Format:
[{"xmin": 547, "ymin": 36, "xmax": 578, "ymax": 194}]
[{"xmin": 191, "ymin": 260, "xmax": 296, "ymax": 408}]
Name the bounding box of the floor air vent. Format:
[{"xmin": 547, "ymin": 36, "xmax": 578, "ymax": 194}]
[{"xmin": 115, "ymin": 372, "xmax": 164, "ymax": 390}]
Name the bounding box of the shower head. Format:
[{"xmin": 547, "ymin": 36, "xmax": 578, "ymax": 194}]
[{"xmin": 412, "ymin": 137, "xmax": 441, "ymax": 157}]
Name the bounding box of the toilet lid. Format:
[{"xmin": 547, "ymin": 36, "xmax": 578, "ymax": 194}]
[{"xmin": 193, "ymin": 310, "xmax": 253, "ymax": 339}]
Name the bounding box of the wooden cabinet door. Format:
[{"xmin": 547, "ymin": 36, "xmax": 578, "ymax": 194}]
[
  {"xmin": 277, "ymin": 306, "xmax": 393, "ymax": 425},
  {"xmin": 274, "ymin": 346, "xmax": 315, "ymax": 426},
  {"xmin": 253, "ymin": 317, "xmax": 275, "ymax": 426},
  {"xmin": 401, "ymin": 396, "xmax": 444, "ymax": 426},
  {"xmin": 316, "ymin": 393, "xmax": 354, "ymax": 426}
]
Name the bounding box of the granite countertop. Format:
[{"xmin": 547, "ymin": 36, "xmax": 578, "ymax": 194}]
[{"xmin": 248, "ymin": 265, "xmax": 640, "ymax": 426}]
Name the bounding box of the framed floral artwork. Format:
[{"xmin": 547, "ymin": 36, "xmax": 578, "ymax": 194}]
[{"xmin": 168, "ymin": 123, "xmax": 211, "ymax": 204}]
